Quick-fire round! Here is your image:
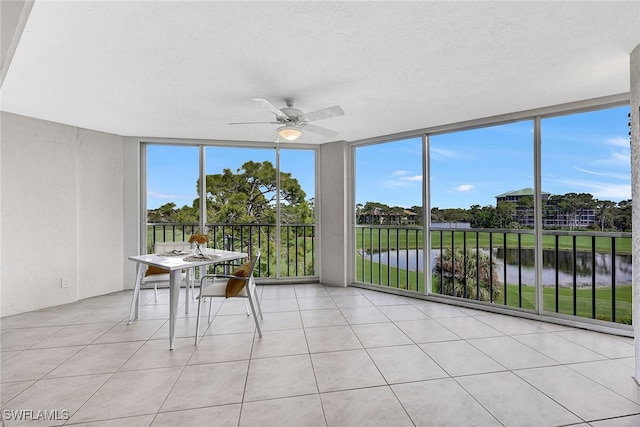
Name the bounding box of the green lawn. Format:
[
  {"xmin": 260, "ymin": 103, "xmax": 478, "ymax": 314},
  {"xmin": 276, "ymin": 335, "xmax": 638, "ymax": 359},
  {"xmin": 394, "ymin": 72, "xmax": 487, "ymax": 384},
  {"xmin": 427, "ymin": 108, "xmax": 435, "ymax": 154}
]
[
  {"xmin": 355, "ymin": 256, "xmax": 633, "ymax": 325},
  {"xmin": 504, "ymin": 282, "xmax": 632, "ymax": 324},
  {"xmin": 356, "ymin": 229, "xmax": 631, "ymax": 255}
]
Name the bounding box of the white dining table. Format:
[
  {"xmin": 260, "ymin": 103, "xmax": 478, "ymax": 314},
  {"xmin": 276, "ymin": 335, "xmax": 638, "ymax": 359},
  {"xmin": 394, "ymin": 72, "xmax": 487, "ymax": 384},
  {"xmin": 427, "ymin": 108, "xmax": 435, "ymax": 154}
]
[{"xmin": 128, "ymin": 248, "xmax": 248, "ymax": 349}]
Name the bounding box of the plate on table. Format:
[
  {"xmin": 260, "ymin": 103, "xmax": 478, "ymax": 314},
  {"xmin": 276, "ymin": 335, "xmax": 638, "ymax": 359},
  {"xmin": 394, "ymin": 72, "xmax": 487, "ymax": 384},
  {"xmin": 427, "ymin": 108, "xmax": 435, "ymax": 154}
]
[{"xmin": 158, "ymin": 250, "xmax": 191, "ymax": 257}]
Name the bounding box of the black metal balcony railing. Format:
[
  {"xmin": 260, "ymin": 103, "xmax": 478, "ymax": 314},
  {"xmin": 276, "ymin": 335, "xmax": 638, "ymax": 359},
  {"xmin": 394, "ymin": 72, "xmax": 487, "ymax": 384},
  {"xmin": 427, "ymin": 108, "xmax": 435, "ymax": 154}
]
[
  {"xmin": 147, "ymin": 222, "xmax": 315, "ymax": 279},
  {"xmin": 356, "ymin": 225, "xmax": 632, "ymax": 325}
]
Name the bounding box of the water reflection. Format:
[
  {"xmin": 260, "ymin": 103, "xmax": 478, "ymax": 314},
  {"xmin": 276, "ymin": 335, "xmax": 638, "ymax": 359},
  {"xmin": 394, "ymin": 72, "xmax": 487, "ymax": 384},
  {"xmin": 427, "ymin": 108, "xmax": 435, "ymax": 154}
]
[{"xmin": 366, "ymin": 248, "xmax": 632, "ymax": 287}]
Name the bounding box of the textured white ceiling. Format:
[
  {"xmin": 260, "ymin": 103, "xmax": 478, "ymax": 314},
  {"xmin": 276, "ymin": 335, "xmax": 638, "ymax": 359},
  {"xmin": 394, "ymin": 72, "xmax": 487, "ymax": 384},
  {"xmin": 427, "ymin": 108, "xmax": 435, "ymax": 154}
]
[{"xmin": 1, "ymin": 1, "xmax": 639, "ymax": 144}]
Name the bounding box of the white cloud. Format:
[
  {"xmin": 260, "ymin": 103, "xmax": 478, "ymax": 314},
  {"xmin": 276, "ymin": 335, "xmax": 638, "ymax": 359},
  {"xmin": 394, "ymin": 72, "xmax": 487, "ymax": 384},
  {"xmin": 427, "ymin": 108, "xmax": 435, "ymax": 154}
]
[
  {"xmin": 455, "ymin": 184, "xmax": 474, "ymax": 192},
  {"xmin": 555, "ymin": 178, "xmax": 631, "ymax": 200},
  {"xmin": 574, "ymin": 167, "xmax": 629, "ymax": 180},
  {"xmin": 604, "ymin": 136, "xmax": 629, "ymax": 148},
  {"xmin": 383, "ymin": 171, "xmax": 423, "ymax": 190},
  {"xmin": 430, "ymin": 147, "xmax": 460, "ymax": 159},
  {"xmin": 592, "ymin": 149, "xmax": 630, "ymax": 167},
  {"xmin": 401, "ymin": 175, "xmax": 422, "ymax": 182}
]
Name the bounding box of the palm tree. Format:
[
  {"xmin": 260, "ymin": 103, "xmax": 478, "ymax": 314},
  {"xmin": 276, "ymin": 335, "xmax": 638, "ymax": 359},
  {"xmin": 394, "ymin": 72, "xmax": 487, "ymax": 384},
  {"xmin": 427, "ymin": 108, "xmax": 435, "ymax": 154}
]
[{"xmin": 432, "ymin": 247, "xmax": 501, "ymax": 302}]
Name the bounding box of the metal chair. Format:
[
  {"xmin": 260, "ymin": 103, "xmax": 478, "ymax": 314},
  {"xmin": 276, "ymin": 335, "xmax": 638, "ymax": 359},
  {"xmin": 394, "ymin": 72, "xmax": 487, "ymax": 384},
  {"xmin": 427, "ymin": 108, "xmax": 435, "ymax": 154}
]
[
  {"xmin": 194, "ymin": 250, "xmax": 262, "ymax": 345},
  {"xmin": 128, "ymin": 242, "xmax": 194, "ymax": 325},
  {"xmin": 142, "ymin": 241, "xmax": 194, "ymax": 301}
]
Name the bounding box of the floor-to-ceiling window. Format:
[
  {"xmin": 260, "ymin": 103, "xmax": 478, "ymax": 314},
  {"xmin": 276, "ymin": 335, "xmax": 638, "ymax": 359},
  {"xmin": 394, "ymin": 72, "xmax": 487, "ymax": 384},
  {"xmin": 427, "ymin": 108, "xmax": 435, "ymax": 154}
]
[
  {"xmin": 353, "ymin": 137, "xmax": 424, "ymax": 290},
  {"xmin": 144, "ymin": 143, "xmax": 317, "ymax": 280},
  {"xmin": 351, "ymin": 101, "xmax": 631, "ymax": 328},
  {"xmin": 145, "ymin": 144, "xmax": 200, "ymax": 253},
  {"xmin": 541, "ymin": 105, "xmax": 632, "ymax": 323},
  {"xmin": 204, "ymin": 146, "xmax": 276, "ymax": 277},
  {"xmin": 278, "ymin": 148, "xmax": 316, "ymax": 277},
  {"xmin": 428, "ymin": 120, "xmax": 534, "ymax": 309}
]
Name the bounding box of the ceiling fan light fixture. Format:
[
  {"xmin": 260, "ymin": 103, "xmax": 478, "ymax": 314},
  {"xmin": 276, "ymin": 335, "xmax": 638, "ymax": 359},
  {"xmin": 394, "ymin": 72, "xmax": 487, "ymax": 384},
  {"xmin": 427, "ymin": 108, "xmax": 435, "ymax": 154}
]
[{"xmin": 277, "ymin": 125, "xmax": 302, "ymax": 141}]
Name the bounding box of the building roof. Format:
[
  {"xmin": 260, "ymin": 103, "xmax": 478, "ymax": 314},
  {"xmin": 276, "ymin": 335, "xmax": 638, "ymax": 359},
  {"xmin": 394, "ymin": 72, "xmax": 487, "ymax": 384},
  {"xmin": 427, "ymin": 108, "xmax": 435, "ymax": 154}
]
[{"xmin": 495, "ymin": 188, "xmax": 552, "ymax": 198}]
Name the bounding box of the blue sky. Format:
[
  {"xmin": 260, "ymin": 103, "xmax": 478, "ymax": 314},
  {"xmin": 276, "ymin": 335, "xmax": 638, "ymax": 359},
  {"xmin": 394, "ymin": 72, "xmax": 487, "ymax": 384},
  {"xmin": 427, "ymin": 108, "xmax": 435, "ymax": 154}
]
[
  {"xmin": 147, "ymin": 146, "xmax": 315, "ymax": 209},
  {"xmin": 356, "ymin": 105, "xmax": 630, "ymax": 209},
  {"xmin": 147, "ymin": 105, "xmax": 630, "ymax": 210}
]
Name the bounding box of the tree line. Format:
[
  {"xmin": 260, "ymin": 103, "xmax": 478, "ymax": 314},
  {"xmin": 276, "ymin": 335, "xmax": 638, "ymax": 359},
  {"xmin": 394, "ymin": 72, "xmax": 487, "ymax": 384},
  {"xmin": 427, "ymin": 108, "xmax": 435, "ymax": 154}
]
[
  {"xmin": 358, "ymin": 193, "xmax": 632, "ymax": 232},
  {"xmin": 147, "ymin": 161, "xmax": 631, "ymax": 233}
]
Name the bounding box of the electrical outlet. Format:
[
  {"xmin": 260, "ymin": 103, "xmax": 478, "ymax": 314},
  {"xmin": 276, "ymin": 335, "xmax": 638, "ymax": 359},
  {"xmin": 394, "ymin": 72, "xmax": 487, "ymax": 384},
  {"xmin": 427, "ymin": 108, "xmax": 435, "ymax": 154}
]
[{"xmin": 60, "ymin": 279, "xmax": 70, "ymax": 288}]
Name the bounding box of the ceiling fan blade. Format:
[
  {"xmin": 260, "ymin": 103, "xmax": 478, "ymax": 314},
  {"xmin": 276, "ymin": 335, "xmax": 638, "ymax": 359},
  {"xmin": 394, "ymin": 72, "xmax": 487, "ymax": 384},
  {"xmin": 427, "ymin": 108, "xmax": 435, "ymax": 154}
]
[
  {"xmin": 251, "ymin": 97, "xmax": 289, "ymax": 120},
  {"xmin": 229, "ymin": 121, "xmax": 279, "ymax": 125},
  {"xmin": 298, "ymin": 105, "xmax": 344, "ymax": 122},
  {"xmin": 301, "ymin": 123, "xmax": 339, "ymax": 138}
]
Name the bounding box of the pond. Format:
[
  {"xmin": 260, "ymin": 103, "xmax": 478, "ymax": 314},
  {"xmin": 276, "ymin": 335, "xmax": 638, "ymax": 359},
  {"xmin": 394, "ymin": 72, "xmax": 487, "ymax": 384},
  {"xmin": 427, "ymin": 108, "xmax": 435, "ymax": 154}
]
[{"xmin": 365, "ymin": 248, "xmax": 632, "ymax": 287}]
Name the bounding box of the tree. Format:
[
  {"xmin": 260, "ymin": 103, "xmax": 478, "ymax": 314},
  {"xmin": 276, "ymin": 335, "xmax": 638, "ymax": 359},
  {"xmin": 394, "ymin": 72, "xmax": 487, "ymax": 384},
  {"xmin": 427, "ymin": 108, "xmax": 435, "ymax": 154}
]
[
  {"xmin": 595, "ymin": 199, "xmax": 616, "ymax": 231},
  {"xmin": 468, "ymin": 205, "xmax": 482, "ymax": 227},
  {"xmin": 203, "ymin": 160, "xmax": 310, "ymax": 224},
  {"xmin": 147, "ymin": 202, "xmax": 197, "ymax": 223},
  {"xmin": 613, "ymin": 199, "xmax": 632, "ymax": 232},
  {"xmin": 432, "ymin": 248, "xmax": 501, "ymax": 302},
  {"xmin": 477, "ymin": 205, "xmax": 500, "ymax": 228},
  {"xmin": 441, "ymin": 208, "xmax": 471, "ymax": 223},
  {"xmin": 410, "ymin": 205, "xmax": 423, "ymax": 225},
  {"xmin": 495, "ymin": 201, "xmax": 516, "ymax": 228},
  {"xmin": 360, "ymin": 202, "xmax": 390, "ymax": 224},
  {"xmin": 431, "ymin": 207, "xmax": 444, "ymax": 223},
  {"xmin": 148, "ymin": 202, "xmax": 178, "ymax": 223},
  {"xmin": 516, "ymin": 195, "xmax": 534, "ymax": 226},
  {"xmin": 554, "ymin": 192, "xmax": 596, "ymax": 230}
]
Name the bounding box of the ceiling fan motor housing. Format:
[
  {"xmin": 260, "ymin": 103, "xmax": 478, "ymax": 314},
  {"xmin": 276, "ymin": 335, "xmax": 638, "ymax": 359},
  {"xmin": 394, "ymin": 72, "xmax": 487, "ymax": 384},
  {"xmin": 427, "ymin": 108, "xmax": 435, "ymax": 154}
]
[{"xmin": 280, "ymin": 107, "xmax": 304, "ymax": 120}]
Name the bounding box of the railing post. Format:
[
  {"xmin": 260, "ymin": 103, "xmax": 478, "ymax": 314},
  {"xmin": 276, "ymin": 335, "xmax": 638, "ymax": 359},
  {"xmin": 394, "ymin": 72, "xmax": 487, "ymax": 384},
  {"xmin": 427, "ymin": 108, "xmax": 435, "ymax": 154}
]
[
  {"xmin": 554, "ymin": 235, "xmax": 558, "ymax": 313},
  {"xmin": 573, "ymin": 235, "xmax": 577, "ymax": 316},
  {"xmin": 518, "ymin": 233, "xmax": 522, "ymax": 308},
  {"xmin": 463, "ymin": 231, "xmax": 467, "ymax": 299},
  {"xmin": 503, "ymin": 231, "xmax": 507, "ymax": 306},
  {"xmin": 591, "ymin": 235, "xmax": 596, "ymax": 319},
  {"xmin": 476, "ymin": 232, "xmax": 480, "ymax": 300},
  {"xmin": 489, "ymin": 232, "xmax": 494, "ymax": 303},
  {"xmin": 611, "ymin": 237, "xmax": 617, "ymax": 323}
]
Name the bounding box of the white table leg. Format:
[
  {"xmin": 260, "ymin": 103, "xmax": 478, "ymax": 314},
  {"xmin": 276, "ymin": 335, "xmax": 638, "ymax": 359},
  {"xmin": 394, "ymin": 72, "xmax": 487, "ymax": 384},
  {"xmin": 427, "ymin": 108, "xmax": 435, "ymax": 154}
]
[
  {"xmin": 128, "ymin": 264, "xmax": 145, "ymax": 325},
  {"xmin": 169, "ymin": 270, "xmax": 181, "ymax": 350}
]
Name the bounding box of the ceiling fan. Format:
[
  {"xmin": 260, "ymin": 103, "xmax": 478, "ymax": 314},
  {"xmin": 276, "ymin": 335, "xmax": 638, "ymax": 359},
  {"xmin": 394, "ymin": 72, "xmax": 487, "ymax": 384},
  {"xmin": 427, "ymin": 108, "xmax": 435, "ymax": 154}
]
[{"xmin": 230, "ymin": 98, "xmax": 344, "ymax": 141}]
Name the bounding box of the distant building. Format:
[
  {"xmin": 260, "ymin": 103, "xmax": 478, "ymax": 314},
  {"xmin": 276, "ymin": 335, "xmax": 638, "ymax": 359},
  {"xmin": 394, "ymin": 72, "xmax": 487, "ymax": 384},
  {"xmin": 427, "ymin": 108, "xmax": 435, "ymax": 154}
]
[
  {"xmin": 495, "ymin": 188, "xmax": 596, "ymax": 229},
  {"xmin": 431, "ymin": 222, "xmax": 471, "ymax": 229},
  {"xmin": 358, "ymin": 207, "xmax": 418, "ymax": 225}
]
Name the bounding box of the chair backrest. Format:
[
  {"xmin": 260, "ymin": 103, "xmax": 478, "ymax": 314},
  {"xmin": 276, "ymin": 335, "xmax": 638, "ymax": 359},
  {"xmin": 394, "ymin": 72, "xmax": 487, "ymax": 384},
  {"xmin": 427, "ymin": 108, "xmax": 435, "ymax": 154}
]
[
  {"xmin": 154, "ymin": 241, "xmax": 192, "ymax": 254},
  {"xmin": 248, "ymin": 249, "xmax": 261, "ymax": 278}
]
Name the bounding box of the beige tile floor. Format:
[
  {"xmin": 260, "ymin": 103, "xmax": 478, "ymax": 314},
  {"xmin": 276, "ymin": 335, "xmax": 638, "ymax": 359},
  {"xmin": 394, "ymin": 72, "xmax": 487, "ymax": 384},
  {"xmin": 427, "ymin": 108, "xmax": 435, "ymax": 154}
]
[{"xmin": 1, "ymin": 284, "xmax": 639, "ymax": 427}]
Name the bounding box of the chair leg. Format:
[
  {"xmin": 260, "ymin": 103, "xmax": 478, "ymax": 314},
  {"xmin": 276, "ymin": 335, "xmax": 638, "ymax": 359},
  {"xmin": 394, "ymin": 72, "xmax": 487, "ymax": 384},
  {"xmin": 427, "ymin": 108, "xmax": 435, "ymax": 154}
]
[
  {"xmin": 128, "ymin": 267, "xmax": 144, "ymax": 325},
  {"xmin": 250, "ymin": 277, "xmax": 263, "ymax": 320},
  {"xmin": 190, "ymin": 269, "xmax": 195, "ymax": 300},
  {"xmin": 208, "ymin": 298, "xmax": 214, "ymax": 324},
  {"xmin": 195, "ymin": 295, "xmax": 203, "ymax": 346},
  {"xmin": 188, "ymin": 267, "xmax": 195, "ymax": 300},
  {"xmin": 154, "ymin": 284, "xmax": 158, "ymax": 302},
  {"xmin": 247, "ymin": 294, "xmax": 262, "ymax": 338},
  {"xmin": 244, "ymin": 299, "xmax": 251, "ymax": 316}
]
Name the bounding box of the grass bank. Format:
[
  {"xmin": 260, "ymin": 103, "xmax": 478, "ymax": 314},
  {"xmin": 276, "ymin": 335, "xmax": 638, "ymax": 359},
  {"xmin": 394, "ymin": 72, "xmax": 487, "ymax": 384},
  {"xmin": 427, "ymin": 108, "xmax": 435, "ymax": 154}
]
[
  {"xmin": 355, "ymin": 257, "xmax": 632, "ymax": 324},
  {"xmin": 356, "ymin": 229, "xmax": 631, "ymax": 254}
]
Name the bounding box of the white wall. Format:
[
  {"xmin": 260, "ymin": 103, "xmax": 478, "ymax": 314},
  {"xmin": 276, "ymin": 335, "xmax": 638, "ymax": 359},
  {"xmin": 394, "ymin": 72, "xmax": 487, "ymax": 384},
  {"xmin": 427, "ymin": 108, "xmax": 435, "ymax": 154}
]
[
  {"xmin": 122, "ymin": 137, "xmax": 141, "ymax": 289},
  {"xmin": 318, "ymin": 141, "xmax": 349, "ymax": 287},
  {"xmin": 1, "ymin": 112, "xmax": 125, "ymax": 315},
  {"xmin": 76, "ymin": 128, "xmax": 125, "ymax": 299}
]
